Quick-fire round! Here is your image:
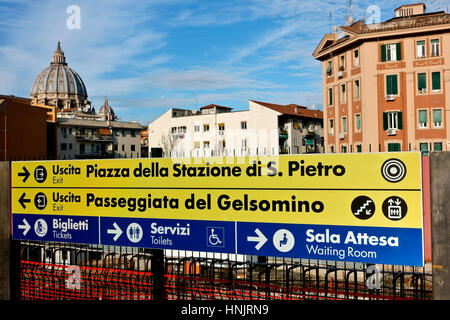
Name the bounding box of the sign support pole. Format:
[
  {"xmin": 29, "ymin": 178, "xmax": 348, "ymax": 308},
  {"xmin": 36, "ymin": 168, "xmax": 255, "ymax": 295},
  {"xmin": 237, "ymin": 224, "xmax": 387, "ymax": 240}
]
[
  {"xmin": 151, "ymin": 248, "xmax": 165, "ymax": 301},
  {"xmin": 150, "ymin": 154, "xmax": 165, "ymax": 301}
]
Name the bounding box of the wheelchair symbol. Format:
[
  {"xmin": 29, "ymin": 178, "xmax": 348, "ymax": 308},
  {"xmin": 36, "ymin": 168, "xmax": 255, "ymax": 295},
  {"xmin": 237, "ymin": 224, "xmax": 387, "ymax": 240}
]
[{"xmin": 207, "ymin": 227, "xmax": 224, "ymax": 248}]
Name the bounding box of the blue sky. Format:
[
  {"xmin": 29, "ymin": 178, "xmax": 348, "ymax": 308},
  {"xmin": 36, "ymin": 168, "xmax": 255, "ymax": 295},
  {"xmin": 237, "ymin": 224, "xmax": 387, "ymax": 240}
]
[{"xmin": 0, "ymin": 0, "xmax": 445, "ymax": 124}]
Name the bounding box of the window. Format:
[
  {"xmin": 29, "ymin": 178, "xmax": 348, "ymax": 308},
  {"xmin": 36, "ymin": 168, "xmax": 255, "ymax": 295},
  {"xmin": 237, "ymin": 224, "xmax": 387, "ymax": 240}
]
[
  {"xmin": 80, "ymin": 144, "xmax": 85, "ymax": 154},
  {"xmin": 341, "ymin": 145, "xmax": 347, "ymax": 153},
  {"xmin": 354, "ymin": 80, "xmax": 360, "ymax": 100},
  {"xmin": 294, "ymin": 138, "xmax": 299, "ymax": 147},
  {"xmin": 241, "ymin": 139, "xmax": 247, "ymax": 150},
  {"xmin": 131, "ymin": 145, "xmax": 136, "ymax": 152},
  {"xmin": 418, "ymin": 73, "xmax": 427, "ymax": 93},
  {"xmin": 122, "ymin": 145, "xmax": 125, "ymax": 151},
  {"xmin": 417, "ymin": 40, "xmax": 426, "ymax": 58},
  {"xmin": 386, "ymin": 75, "xmax": 398, "ymax": 95},
  {"xmin": 388, "ymin": 143, "xmax": 401, "ymax": 152},
  {"xmin": 419, "ymin": 110, "xmax": 428, "ymax": 128},
  {"xmin": 433, "ymin": 109, "xmax": 442, "ymax": 127},
  {"xmin": 203, "ymin": 141, "xmax": 210, "ymax": 149},
  {"xmin": 69, "ymin": 143, "xmax": 72, "ymax": 150},
  {"xmin": 420, "ymin": 143, "xmax": 429, "ymax": 152},
  {"xmin": 432, "ymin": 72, "xmax": 441, "ymax": 91},
  {"xmin": 114, "ymin": 144, "xmax": 118, "ymax": 151},
  {"xmin": 342, "ymin": 117, "xmax": 347, "ymax": 133},
  {"xmin": 194, "ymin": 125, "xmax": 200, "ymax": 132},
  {"xmin": 340, "ymin": 55, "xmax": 345, "ymax": 70},
  {"xmin": 431, "ymin": 39, "xmax": 440, "ymax": 57},
  {"xmin": 194, "ymin": 141, "xmax": 200, "ymax": 149},
  {"xmin": 326, "ymin": 60, "xmax": 332, "ymax": 76},
  {"xmin": 328, "ymin": 87, "xmax": 333, "ymax": 106},
  {"xmin": 356, "ymin": 145, "xmax": 362, "ymax": 153},
  {"xmin": 381, "ymin": 43, "xmax": 401, "ymax": 62},
  {"xmin": 61, "ymin": 143, "xmax": 67, "ymax": 151},
  {"xmin": 434, "ymin": 142, "xmax": 443, "ymax": 151},
  {"xmin": 203, "ymin": 124, "xmax": 209, "ymax": 132},
  {"xmin": 131, "ymin": 130, "xmax": 136, "ymax": 137},
  {"xmin": 330, "ymin": 145, "xmax": 334, "ymax": 153},
  {"xmin": 241, "ymin": 121, "xmax": 247, "ymax": 130},
  {"xmin": 218, "ymin": 123, "xmax": 225, "ymax": 131},
  {"xmin": 329, "ymin": 118, "xmax": 334, "ymax": 135},
  {"xmin": 355, "ymin": 114, "xmax": 361, "ymax": 131},
  {"xmin": 383, "ymin": 111, "xmax": 403, "ymax": 130},
  {"xmin": 340, "ymin": 84, "xmax": 346, "ymax": 104},
  {"xmin": 353, "ymin": 49, "xmax": 359, "ymax": 66}
]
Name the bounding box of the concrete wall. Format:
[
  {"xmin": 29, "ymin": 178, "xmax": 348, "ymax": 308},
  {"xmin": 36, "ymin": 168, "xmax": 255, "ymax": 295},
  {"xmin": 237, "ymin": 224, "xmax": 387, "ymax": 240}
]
[{"xmin": 430, "ymin": 151, "xmax": 450, "ymax": 300}]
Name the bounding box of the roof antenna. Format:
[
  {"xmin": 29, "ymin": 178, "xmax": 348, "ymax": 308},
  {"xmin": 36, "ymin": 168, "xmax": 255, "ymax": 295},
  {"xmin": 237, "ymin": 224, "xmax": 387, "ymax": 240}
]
[{"xmin": 329, "ymin": 10, "xmax": 332, "ymax": 33}]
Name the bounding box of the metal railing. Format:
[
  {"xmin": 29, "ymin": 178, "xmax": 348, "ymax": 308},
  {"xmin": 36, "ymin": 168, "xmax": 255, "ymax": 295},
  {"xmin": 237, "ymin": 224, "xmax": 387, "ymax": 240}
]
[{"xmin": 18, "ymin": 241, "xmax": 432, "ymax": 301}]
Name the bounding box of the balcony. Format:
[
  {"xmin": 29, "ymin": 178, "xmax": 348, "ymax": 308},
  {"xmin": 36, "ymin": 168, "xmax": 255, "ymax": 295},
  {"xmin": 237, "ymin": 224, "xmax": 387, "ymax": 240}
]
[
  {"xmin": 279, "ymin": 128, "xmax": 288, "ymax": 140},
  {"xmin": 75, "ymin": 133, "xmax": 113, "ymax": 142}
]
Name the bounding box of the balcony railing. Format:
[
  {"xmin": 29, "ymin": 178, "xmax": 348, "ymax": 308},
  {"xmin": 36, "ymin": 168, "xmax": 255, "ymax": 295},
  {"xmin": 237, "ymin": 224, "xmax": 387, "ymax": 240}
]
[{"xmin": 75, "ymin": 133, "xmax": 113, "ymax": 141}]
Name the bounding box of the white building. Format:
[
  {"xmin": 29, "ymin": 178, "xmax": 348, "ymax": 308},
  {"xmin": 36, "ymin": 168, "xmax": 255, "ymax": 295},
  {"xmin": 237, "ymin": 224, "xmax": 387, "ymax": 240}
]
[{"xmin": 148, "ymin": 100, "xmax": 323, "ymax": 158}]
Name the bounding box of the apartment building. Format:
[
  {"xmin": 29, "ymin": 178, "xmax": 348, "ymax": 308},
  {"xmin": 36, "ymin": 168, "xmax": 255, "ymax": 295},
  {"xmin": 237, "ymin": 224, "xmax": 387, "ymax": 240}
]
[
  {"xmin": 313, "ymin": 3, "xmax": 449, "ymax": 153},
  {"xmin": 57, "ymin": 118, "xmax": 144, "ymax": 159},
  {"xmin": 148, "ymin": 100, "xmax": 323, "ymax": 158}
]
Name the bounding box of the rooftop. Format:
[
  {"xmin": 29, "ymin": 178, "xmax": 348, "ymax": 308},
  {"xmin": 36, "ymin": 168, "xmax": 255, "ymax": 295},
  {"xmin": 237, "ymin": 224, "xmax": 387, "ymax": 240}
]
[
  {"xmin": 251, "ymin": 100, "xmax": 323, "ymax": 119},
  {"xmin": 58, "ymin": 117, "xmax": 145, "ymax": 129},
  {"xmin": 313, "ymin": 3, "xmax": 450, "ymax": 59}
]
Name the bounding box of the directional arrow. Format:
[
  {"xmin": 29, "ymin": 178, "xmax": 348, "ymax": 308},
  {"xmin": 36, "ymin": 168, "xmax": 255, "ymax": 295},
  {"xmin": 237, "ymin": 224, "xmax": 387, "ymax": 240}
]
[
  {"xmin": 107, "ymin": 222, "xmax": 123, "ymax": 242},
  {"xmin": 19, "ymin": 193, "xmax": 31, "ymax": 209},
  {"xmin": 18, "ymin": 218, "xmax": 31, "ymax": 236},
  {"xmin": 18, "ymin": 166, "xmax": 30, "ymax": 183},
  {"xmin": 247, "ymin": 228, "xmax": 268, "ymax": 250}
]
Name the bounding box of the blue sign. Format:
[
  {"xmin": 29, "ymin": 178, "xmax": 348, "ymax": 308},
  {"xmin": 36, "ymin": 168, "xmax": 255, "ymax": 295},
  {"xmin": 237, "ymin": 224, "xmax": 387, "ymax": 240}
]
[
  {"xmin": 12, "ymin": 213, "xmax": 235, "ymax": 254},
  {"xmin": 236, "ymin": 222, "xmax": 423, "ymax": 266},
  {"xmin": 12, "ymin": 213, "xmax": 423, "ymax": 266},
  {"xmin": 12, "ymin": 213, "xmax": 99, "ymax": 245},
  {"xmin": 100, "ymin": 217, "xmax": 235, "ymax": 253}
]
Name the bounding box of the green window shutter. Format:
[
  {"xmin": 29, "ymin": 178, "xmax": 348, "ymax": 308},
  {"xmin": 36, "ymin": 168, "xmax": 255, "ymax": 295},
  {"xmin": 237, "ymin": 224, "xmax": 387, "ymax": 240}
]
[
  {"xmin": 388, "ymin": 143, "xmax": 401, "ymax": 152},
  {"xmin": 434, "ymin": 142, "xmax": 442, "ymax": 151},
  {"xmin": 326, "ymin": 61, "xmax": 332, "ymax": 74},
  {"xmin": 383, "ymin": 112, "xmax": 388, "ymax": 130},
  {"xmin": 356, "ymin": 114, "xmax": 361, "ymax": 129},
  {"xmin": 387, "ymin": 75, "xmax": 398, "ymax": 95},
  {"xmin": 343, "ymin": 117, "xmax": 347, "ymax": 133},
  {"xmin": 433, "ymin": 109, "xmax": 442, "ymax": 123},
  {"xmin": 432, "ymin": 72, "xmax": 441, "ymax": 90},
  {"xmin": 396, "ymin": 43, "xmax": 402, "ymax": 60},
  {"xmin": 397, "ymin": 112, "xmax": 403, "ymax": 129},
  {"xmin": 419, "ymin": 110, "xmax": 428, "ymax": 123},
  {"xmin": 386, "ymin": 76, "xmax": 392, "ymax": 95},
  {"xmin": 420, "ymin": 143, "xmax": 428, "ymax": 152},
  {"xmin": 328, "ymin": 88, "xmax": 333, "ymax": 105},
  {"xmin": 392, "ymin": 75, "xmax": 398, "ymax": 94},
  {"xmin": 418, "ymin": 73, "xmax": 427, "ymax": 91},
  {"xmin": 381, "ymin": 44, "xmax": 386, "ymax": 62}
]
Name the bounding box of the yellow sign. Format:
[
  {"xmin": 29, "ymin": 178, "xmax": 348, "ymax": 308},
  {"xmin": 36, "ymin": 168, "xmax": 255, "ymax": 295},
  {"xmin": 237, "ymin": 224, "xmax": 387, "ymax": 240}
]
[
  {"xmin": 12, "ymin": 188, "xmax": 421, "ymax": 228},
  {"xmin": 12, "ymin": 152, "xmax": 421, "ymax": 189},
  {"xmin": 12, "ymin": 152, "xmax": 422, "ymax": 229}
]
